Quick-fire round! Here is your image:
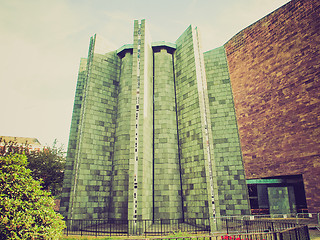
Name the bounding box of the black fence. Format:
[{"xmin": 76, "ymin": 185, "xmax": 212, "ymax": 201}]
[
  {"xmin": 150, "ymin": 225, "xmax": 310, "ymax": 240},
  {"xmin": 63, "ymin": 217, "xmax": 307, "ymax": 237},
  {"xmin": 214, "ymin": 216, "xmax": 298, "ymax": 234},
  {"xmin": 64, "ymin": 218, "xmax": 210, "ymax": 237},
  {"xmin": 296, "ymin": 213, "xmax": 320, "ymax": 227}
]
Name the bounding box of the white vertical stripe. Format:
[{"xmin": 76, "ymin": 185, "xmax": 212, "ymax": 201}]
[
  {"xmin": 133, "ymin": 20, "xmax": 141, "ymax": 222},
  {"xmin": 193, "ymin": 26, "xmax": 216, "ymax": 218}
]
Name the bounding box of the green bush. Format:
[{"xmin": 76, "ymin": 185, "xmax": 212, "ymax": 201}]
[
  {"xmin": 0, "ymin": 154, "xmax": 65, "ymax": 239},
  {"xmin": 0, "ymin": 138, "xmax": 66, "ymax": 197}
]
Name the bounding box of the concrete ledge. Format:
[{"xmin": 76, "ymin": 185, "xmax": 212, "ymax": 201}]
[
  {"xmin": 117, "ymin": 44, "xmax": 133, "ymax": 58},
  {"xmin": 152, "ymin": 41, "xmax": 176, "ymax": 53},
  {"xmin": 116, "ymin": 42, "xmax": 176, "ymax": 57}
]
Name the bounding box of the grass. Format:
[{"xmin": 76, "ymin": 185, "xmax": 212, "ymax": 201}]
[{"xmin": 309, "ymin": 229, "xmax": 320, "ymax": 240}]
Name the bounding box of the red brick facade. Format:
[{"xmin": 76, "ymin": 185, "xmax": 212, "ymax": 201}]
[{"xmin": 225, "ymin": 0, "xmax": 320, "ymax": 213}]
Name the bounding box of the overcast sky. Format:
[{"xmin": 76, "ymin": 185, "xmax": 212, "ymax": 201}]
[{"xmin": 0, "ymin": 0, "xmax": 290, "ymax": 150}]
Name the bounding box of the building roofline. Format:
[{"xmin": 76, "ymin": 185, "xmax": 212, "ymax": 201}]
[
  {"xmin": 116, "ymin": 41, "xmax": 177, "ymax": 58},
  {"xmin": 151, "ymin": 41, "xmax": 176, "ymax": 50}
]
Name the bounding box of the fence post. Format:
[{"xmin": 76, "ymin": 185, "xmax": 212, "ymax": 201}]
[
  {"xmin": 271, "ymin": 221, "xmax": 275, "ymax": 233},
  {"xmin": 279, "ymin": 231, "xmax": 284, "ymax": 240},
  {"xmin": 95, "ymin": 220, "xmax": 98, "ymax": 237},
  {"xmin": 226, "ymin": 218, "xmax": 229, "ymax": 234},
  {"xmin": 294, "ymin": 226, "xmax": 299, "ymax": 240},
  {"xmin": 273, "ymin": 232, "xmax": 278, "ymax": 240},
  {"xmin": 66, "ymin": 218, "xmax": 68, "ymax": 236},
  {"xmin": 304, "ymin": 225, "xmax": 310, "ymax": 240},
  {"xmin": 245, "ymin": 219, "xmax": 249, "ymax": 233}
]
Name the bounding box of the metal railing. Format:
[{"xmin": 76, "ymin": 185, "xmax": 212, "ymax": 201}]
[
  {"xmin": 64, "ymin": 219, "xmax": 128, "ymax": 236},
  {"xmin": 63, "ymin": 216, "xmax": 310, "ymax": 237},
  {"xmin": 296, "ymin": 213, "xmax": 320, "ymax": 228},
  {"xmin": 148, "ymin": 225, "xmax": 310, "ymax": 240},
  {"xmin": 211, "ymin": 216, "xmax": 298, "ymax": 234},
  {"xmin": 64, "ymin": 218, "xmax": 211, "ymax": 237}
]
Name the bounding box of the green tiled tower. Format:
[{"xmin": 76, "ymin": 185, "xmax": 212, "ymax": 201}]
[
  {"xmin": 204, "ymin": 46, "xmax": 249, "ymax": 216},
  {"xmin": 61, "ymin": 20, "xmax": 250, "ymax": 223},
  {"xmin": 153, "ymin": 46, "xmax": 183, "ymax": 220}
]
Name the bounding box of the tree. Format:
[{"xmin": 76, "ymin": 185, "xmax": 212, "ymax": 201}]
[
  {"xmin": 0, "ymin": 154, "xmax": 65, "ymax": 239},
  {"xmin": 0, "ymin": 138, "xmax": 66, "ymax": 196},
  {"xmin": 0, "ymin": 137, "xmax": 29, "ymax": 156},
  {"xmin": 27, "ymin": 141, "xmax": 65, "ymax": 196}
]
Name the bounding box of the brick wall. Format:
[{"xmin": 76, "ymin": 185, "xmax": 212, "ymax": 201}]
[{"xmin": 225, "ymin": 0, "xmax": 320, "ymax": 212}]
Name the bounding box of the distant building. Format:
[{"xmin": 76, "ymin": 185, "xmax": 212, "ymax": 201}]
[
  {"xmin": 61, "ymin": 0, "xmax": 319, "ymax": 223},
  {"xmin": 0, "ymin": 136, "xmax": 43, "ymax": 152}
]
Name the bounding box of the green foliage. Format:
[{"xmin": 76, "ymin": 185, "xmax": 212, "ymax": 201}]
[
  {"xmin": 0, "ymin": 137, "xmax": 29, "ymax": 156},
  {"xmin": 27, "ymin": 141, "xmax": 66, "ymax": 196},
  {"xmin": 0, "ymin": 138, "xmax": 66, "ymax": 196},
  {"xmin": 0, "ymin": 154, "xmax": 65, "ymax": 239}
]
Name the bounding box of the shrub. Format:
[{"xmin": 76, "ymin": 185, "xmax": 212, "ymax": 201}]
[{"xmin": 0, "ymin": 154, "xmax": 65, "ymax": 239}]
